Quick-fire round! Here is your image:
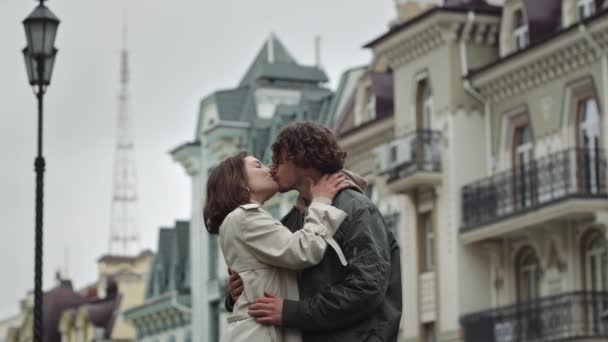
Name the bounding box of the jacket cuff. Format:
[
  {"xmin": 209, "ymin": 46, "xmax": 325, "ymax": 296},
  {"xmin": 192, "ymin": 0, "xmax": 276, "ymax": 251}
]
[{"xmin": 282, "ymin": 299, "xmax": 303, "ymax": 328}]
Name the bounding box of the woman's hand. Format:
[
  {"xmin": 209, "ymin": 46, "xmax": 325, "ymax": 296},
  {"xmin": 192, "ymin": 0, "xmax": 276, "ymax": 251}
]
[{"xmin": 308, "ymin": 172, "xmax": 350, "ymax": 201}]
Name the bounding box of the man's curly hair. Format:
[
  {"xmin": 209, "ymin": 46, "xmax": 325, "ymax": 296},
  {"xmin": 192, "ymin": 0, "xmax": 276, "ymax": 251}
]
[{"xmin": 271, "ymin": 121, "xmax": 347, "ymax": 173}]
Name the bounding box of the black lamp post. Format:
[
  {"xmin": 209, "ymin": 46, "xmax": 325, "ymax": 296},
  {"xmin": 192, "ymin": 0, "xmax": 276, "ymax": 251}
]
[{"xmin": 22, "ymin": 1, "xmax": 59, "ymax": 341}]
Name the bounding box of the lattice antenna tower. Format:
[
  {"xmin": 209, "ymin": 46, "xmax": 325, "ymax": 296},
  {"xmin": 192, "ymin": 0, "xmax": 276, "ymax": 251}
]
[{"xmin": 108, "ymin": 6, "xmax": 140, "ymax": 255}]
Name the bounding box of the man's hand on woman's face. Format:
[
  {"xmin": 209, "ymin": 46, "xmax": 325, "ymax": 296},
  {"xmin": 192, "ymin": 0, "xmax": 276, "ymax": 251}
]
[{"xmin": 228, "ymin": 269, "xmax": 243, "ymax": 302}]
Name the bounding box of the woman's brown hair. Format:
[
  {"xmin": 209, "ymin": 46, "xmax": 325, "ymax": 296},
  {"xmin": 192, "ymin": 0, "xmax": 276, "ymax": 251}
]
[
  {"xmin": 271, "ymin": 121, "xmax": 347, "ymax": 173},
  {"xmin": 203, "ymin": 151, "xmax": 250, "ymax": 234}
]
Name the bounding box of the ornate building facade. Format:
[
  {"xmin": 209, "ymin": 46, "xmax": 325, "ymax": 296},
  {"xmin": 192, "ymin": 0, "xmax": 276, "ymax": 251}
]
[{"xmin": 346, "ymin": 0, "xmax": 608, "ymax": 341}]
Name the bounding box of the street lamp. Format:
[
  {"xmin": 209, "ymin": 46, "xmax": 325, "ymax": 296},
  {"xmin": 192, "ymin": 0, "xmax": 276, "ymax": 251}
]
[{"xmin": 22, "ymin": 0, "xmax": 59, "ymax": 341}]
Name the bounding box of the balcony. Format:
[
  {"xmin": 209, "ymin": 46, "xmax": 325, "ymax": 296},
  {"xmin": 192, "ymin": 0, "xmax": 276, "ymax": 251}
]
[
  {"xmin": 375, "ymin": 129, "xmax": 442, "ymax": 194},
  {"xmin": 460, "ymin": 148, "xmax": 608, "ymax": 243},
  {"xmin": 461, "ymin": 291, "xmax": 608, "ymax": 342}
]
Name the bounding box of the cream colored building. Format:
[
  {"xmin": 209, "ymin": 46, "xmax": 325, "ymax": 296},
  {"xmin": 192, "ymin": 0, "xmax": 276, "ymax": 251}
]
[
  {"xmin": 4, "ymin": 251, "xmax": 152, "ymax": 342},
  {"xmin": 57, "ymin": 251, "xmax": 153, "ymax": 341},
  {"xmin": 336, "ymin": 0, "xmax": 608, "ymax": 341},
  {"xmin": 95, "ymin": 251, "xmax": 154, "ymax": 340}
]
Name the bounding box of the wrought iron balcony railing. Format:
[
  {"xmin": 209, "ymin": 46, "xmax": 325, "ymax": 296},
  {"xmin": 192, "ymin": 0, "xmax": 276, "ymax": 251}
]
[
  {"xmin": 461, "ymin": 291, "xmax": 608, "ymax": 342},
  {"xmin": 383, "ymin": 129, "xmax": 442, "ymax": 183},
  {"xmin": 461, "ymin": 148, "xmax": 607, "ymax": 232}
]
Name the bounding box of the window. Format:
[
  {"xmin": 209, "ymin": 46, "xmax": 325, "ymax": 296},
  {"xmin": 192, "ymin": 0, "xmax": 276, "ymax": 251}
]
[
  {"xmin": 577, "ymin": 97, "xmax": 601, "ymax": 193},
  {"xmin": 423, "ymin": 84, "xmax": 432, "ymax": 130},
  {"xmin": 367, "ymin": 93, "xmax": 376, "ymax": 121},
  {"xmin": 390, "ymin": 145, "xmax": 397, "ymax": 163},
  {"xmin": 418, "ymin": 212, "xmax": 434, "ymax": 272},
  {"xmin": 416, "ymin": 79, "xmax": 432, "ymax": 130},
  {"xmin": 416, "ymin": 78, "xmax": 433, "ymax": 169},
  {"xmin": 583, "ymin": 232, "xmax": 608, "ymax": 331},
  {"xmin": 516, "ymin": 248, "xmax": 540, "ymax": 302},
  {"xmin": 584, "ymin": 232, "xmax": 607, "ymax": 292},
  {"xmin": 578, "ymin": 0, "xmax": 596, "ymax": 20},
  {"xmin": 513, "ymin": 124, "xmax": 533, "ymax": 209},
  {"xmin": 513, "ymin": 9, "xmax": 529, "ymax": 51},
  {"xmin": 185, "ymin": 330, "xmax": 192, "ymax": 342}
]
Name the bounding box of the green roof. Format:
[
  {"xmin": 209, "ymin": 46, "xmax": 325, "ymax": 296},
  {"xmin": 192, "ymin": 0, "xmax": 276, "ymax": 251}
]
[
  {"xmin": 145, "ymin": 221, "xmax": 191, "ymax": 299},
  {"xmin": 187, "ymin": 34, "xmax": 336, "ymax": 161},
  {"xmin": 239, "ymin": 34, "xmax": 328, "ymax": 86}
]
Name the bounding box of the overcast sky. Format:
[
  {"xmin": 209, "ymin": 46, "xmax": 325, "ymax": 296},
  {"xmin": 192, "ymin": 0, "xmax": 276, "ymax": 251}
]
[{"xmin": 0, "ymin": 0, "xmax": 395, "ymax": 318}]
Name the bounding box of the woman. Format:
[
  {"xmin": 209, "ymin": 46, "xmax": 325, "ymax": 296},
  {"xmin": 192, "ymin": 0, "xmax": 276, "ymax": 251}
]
[{"xmin": 204, "ymin": 151, "xmax": 349, "ymax": 342}]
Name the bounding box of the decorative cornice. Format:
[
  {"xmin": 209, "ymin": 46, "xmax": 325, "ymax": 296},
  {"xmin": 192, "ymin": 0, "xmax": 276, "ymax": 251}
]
[
  {"xmin": 374, "ymin": 12, "xmax": 500, "ymax": 69},
  {"xmin": 472, "ymin": 20, "xmax": 608, "ymax": 102},
  {"xmin": 171, "ymin": 141, "xmax": 201, "ymax": 176}
]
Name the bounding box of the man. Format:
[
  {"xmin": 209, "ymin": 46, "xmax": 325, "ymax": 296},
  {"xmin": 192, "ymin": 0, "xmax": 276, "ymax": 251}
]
[{"xmin": 227, "ymin": 121, "xmax": 402, "ymax": 341}]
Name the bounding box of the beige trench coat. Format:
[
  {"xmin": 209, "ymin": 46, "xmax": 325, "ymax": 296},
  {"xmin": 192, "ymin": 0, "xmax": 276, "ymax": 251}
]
[{"xmin": 218, "ymin": 199, "xmax": 347, "ymax": 342}]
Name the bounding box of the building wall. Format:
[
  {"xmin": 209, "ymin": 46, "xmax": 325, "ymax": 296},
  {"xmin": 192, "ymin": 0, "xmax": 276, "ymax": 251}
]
[
  {"xmin": 489, "ymin": 61, "xmax": 605, "ymax": 164},
  {"xmin": 139, "ymin": 326, "xmax": 191, "ymax": 342}
]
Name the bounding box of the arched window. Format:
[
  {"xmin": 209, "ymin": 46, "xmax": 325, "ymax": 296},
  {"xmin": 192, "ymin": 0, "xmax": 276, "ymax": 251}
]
[
  {"xmin": 577, "ymin": 96, "xmax": 602, "ymax": 193},
  {"xmin": 416, "ymin": 79, "xmax": 432, "ymax": 130},
  {"xmin": 415, "ymin": 78, "xmax": 434, "ymax": 170},
  {"xmin": 584, "ymin": 232, "xmax": 607, "ymax": 292},
  {"xmin": 582, "ymin": 231, "xmax": 607, "ymax": 334},
  {"xmin": 516, "ymin": 247, "xmax": 540, "ymax": 302},
  {"xmin": 513, "ymin": 123, "xmax": 534, "ymax": 209}
]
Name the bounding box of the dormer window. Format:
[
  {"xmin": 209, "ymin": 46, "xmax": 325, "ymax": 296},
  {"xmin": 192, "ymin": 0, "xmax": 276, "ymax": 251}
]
[
  {"xmin": 513, "ymin": 9, "xmax": 529, "ymax": 51},
  {"xmin": 366, "ymin": 92, "xmax": 376, "ymax": 121},
  {"xmin": 578, "ymin": 0, "xmax": 596, "ymax": 20}
]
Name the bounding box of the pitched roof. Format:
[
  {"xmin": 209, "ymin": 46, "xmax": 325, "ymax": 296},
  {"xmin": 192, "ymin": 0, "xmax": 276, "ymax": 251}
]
[
  {"xmin": 145, "ymin": 221, "xmax": 191, "ymax": 299},
  {"xmin": 239, "ymin": 34, "xmax": 328, "ymax": 86},
  {"xmin": 43, "ymin": 280, "xmax": 88, "ymax": 342},
  {"xmin": 469, "ymin": 7, "xmax": 608, "ymax": 78},
  {"xmin": 329, "ymin": 66, "xmax": 367, "ymax": 130},
  {"xmin": 215, "ymin": 87, "xmax": 251, "ymax": 121}
]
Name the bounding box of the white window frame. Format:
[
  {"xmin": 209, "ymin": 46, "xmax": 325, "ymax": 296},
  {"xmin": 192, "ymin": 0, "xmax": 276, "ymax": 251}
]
[
  {"xmin": 367, "ymin": 92, "xmax": 376, "ymax": 121},
  {"xmin": 578, "ymin": 0, "xmax": 596, "ymax": 20},
  {"xmin": 513, "ymin": 9, "xmax": 529, "ymax": 51},
  {"xmin": 423, "ymin": 84, "xmax": 433, "ymax": 130}
]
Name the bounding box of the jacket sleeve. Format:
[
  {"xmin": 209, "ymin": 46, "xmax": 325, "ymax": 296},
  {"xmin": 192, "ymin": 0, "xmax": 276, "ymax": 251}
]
[
  {"xmin": 282, "ymin": 206, "xmax": 392, "ymax": 331},
  {"xmin": 239, "ymin": 201, "xmax": 347, "ymax": 270}
]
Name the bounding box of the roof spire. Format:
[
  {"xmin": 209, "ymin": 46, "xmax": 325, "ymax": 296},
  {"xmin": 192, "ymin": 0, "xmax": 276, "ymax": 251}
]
[
  {"xmin": 315, "ymin": 35, "xmax": 322, "ymax": 67},
  {"xmin": 267, "ymin": 32, "xmax": 275, "ymax": 64}
]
